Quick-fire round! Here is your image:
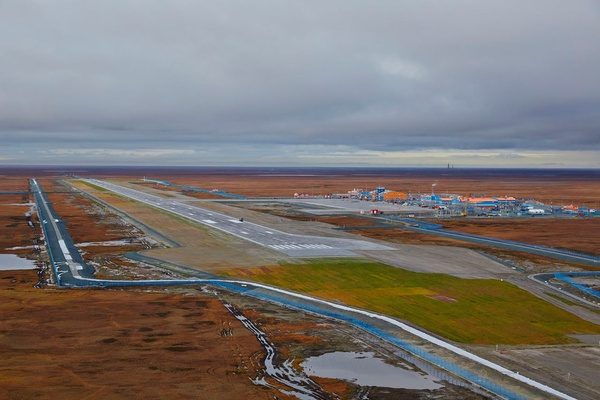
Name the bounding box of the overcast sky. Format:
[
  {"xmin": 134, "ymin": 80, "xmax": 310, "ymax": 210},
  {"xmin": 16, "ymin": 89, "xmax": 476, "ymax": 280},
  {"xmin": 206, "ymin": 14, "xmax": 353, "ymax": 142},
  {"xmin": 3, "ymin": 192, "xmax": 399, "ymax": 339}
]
[{"xmin": 1, "ymin": 1, "xmax": 599, "ymax": 168}]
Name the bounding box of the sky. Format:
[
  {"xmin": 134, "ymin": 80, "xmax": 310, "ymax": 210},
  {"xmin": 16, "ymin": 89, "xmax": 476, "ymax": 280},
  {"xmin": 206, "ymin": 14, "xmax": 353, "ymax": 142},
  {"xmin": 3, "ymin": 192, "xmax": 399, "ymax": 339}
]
[{"xmin": 1, "ymin": 1, "xmax": 599, "ymax": 168}]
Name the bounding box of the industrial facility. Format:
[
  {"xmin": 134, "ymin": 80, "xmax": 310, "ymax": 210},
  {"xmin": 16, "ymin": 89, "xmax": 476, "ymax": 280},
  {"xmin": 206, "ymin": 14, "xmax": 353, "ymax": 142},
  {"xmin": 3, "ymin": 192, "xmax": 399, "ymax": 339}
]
[{"xmin": 318, "ymin": 186, "xmax": 598, "ymax": 218}]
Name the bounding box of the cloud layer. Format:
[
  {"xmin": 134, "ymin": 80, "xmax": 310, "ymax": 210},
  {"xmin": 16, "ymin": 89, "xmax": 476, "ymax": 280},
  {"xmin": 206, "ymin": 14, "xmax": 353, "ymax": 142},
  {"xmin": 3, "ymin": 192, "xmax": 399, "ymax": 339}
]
[{"xmin": 1, "ymin": 1, "xmax": 599, "ymax": 166}]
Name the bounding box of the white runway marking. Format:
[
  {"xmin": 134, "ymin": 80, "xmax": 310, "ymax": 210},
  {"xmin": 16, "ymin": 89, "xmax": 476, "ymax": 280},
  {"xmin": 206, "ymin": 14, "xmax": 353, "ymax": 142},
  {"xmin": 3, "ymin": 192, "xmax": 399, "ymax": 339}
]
[
  {"xmin": 241, "ymin": 231, "xmax": 249, "ymax": 235},
  {"xmin": 58, "ymin": 240, "xmax": 73, "ymax": 261},
  {"xmin": 202, "ymin": 219, "xmax": 217, "ymax": 224},
  {"xmin": 265, "ymin": 231, "xmax": 273, "ymax": 234},
  {"xmin": 268, "ymin": 244, "xmax": 333, "ymax": 251},
  {"xmin": 228, "ymin": 219, "xmax": 243, "ymax": 224}
]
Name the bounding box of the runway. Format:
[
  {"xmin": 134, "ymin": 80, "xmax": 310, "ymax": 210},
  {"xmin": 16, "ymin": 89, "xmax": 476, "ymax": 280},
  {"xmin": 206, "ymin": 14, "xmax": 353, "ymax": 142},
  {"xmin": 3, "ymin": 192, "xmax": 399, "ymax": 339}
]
[
  {"xmin": 31, "ymin": 178, "xmax": 577, "ymax": 400},
  {"xmin": 83, "ymin": 179, "xmax": 393, "ymax": 257}
]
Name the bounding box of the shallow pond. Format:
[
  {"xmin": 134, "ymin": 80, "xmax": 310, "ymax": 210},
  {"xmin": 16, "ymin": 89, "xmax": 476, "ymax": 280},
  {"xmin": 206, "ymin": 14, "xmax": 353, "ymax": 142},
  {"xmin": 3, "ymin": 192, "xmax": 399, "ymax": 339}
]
[
  {"xmin": 0, "ymin": 254, "xmax": 37, "ymax": 270},
  {"xmin": 300, "ymin": 351, "xmax": 443, "ymax": 390}
]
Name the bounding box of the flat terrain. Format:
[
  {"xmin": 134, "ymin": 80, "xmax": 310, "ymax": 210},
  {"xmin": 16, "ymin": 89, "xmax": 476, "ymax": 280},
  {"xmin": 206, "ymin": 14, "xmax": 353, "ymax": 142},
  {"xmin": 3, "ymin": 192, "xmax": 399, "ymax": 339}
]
[
  {"xmin": 436, "ymin": 218, "xmax": 600, "ymax": 257},
  {"xmin": 0, "ymin": 173, "xmax": 37, "ymax": 258},
  {"xmin": 0, "ymin": 270, "xmax": 272, "ymax": 400},
  {"xmin": 2, "ymin": 167, "xmax": 600, "ymax": 399},
  {"xmin": 121, "ymin": 168, "xmax": 600, "ymax": 261},
  {"xmin": 0, "ymin": 269, "xmax": 485, "ymax": 400},
  {"xmin": 1, "ymin": 171, "xmax": 487, "ymax": 399},
  {"xmin": 109, "ymin": 168, "xmax": 600, "ymax": 205},
  {"xmin": 224, "ymin": 259, "xmax": 600, "ymax": 345}
]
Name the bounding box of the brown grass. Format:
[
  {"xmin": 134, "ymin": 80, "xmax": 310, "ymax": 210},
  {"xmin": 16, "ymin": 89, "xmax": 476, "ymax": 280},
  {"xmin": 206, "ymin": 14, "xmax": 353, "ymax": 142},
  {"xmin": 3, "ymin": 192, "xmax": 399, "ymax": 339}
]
[
  {"xmin": 0, "ymin": 270, "xmax": 272, "ymax": 400},
  {"xmin": 436, "ymin": 218, "xmax": 600, "ymax": 256},
  {"xmin": 108, "ymin": 170, "xmax": 600, "ymax": 205},
  {"xmin": 113, "ymin": 170, "xmax": 600, "ymax": 259},
  {"xmin": 0, "ymin": 270, "xmax": 358, "ymax": 399}
]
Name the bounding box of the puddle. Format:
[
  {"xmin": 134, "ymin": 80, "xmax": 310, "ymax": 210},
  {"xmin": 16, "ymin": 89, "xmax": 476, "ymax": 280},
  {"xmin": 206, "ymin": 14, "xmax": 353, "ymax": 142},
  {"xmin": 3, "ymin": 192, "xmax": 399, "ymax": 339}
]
[
  {"xmin": 301, "ymin": 351, "xmax": 443, "ymax": 390},
  {"xmin": 0, "ymin": 254, "xmax": 37, "ymax": 270}
]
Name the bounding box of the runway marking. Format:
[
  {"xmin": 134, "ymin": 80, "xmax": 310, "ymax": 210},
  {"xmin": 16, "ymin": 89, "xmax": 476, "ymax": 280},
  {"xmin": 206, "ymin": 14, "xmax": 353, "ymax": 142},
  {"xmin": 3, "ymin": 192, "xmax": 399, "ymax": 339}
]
[
  {"xmin": 58, "ymin": 240, "xmax": 73, "ymax": 261},
  {"xmin": 295, "ymin": 244, "xmax": 333, "ymax": 249},
  {"xmin": 202, "ymin": 219, "xmax": 217, "ymax": 224},
  {"xmin": 241, "ymin": 231, "xmax": 249, "ymax": 235},
  {"xmin": 265, "ymin": 231, "xmax": 273, "ymax": 234},
  {"xmin": 228, "ymin": 219, "xmax": 243, "ymax": 224},
  {"xmin": 268, "ymin": 243, "xmax": 334, "ymax": 250}
]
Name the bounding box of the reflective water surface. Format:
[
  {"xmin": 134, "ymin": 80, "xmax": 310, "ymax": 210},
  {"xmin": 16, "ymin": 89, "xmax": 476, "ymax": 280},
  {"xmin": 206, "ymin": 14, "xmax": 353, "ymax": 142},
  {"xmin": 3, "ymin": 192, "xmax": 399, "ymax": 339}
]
[
  {"xmin": 0, "ymin": 254, "xmax": 37, "ymax": 270},
  {"xmin": 301, "ymin": 351, "xmax": 443, "ymax": 390}
]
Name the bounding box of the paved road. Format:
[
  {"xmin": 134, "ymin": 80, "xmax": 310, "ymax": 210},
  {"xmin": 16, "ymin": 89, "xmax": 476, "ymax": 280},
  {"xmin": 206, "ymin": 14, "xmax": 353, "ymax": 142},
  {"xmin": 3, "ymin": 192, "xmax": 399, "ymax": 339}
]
[
  {"xmin": 387, "ymin": 217, "xmax": 600, "ymax": 267},
  {"xmin": 30, "ymin": 179, "xmax": 95, "ymax": 284},
  {"xmin": 84, "ymin": 179, "xmax": 393, "ymax": 257},
  {"xmin": 31, "ymin": 178, "xmax": 577, "ymax": 400}
]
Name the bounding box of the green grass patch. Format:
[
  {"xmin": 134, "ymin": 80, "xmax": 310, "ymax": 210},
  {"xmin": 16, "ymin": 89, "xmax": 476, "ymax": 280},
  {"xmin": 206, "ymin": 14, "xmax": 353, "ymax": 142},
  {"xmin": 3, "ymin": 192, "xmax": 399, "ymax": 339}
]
[
  {"xmin": 223, "ymin": 258, "xmax": 600, "ymax": 345},
  {"xmin": 77, "ymin": 180, "xmax": 108, "ymax": 191}
]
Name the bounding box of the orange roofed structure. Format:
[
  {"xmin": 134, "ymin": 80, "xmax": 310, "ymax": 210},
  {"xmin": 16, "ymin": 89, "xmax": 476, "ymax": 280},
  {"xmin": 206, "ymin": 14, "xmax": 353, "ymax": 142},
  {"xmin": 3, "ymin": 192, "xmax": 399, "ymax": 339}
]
[{"xmin": 383, "ymin": 191, "xmax": 408, "ymax": 201}]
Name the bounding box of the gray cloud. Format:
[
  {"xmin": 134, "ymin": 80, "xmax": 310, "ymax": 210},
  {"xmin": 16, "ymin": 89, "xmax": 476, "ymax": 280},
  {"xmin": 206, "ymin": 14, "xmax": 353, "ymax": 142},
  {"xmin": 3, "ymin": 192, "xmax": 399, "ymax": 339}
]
[{"xmin": 1, "ymin": 1, "xmax": 599, "ymax": 166}]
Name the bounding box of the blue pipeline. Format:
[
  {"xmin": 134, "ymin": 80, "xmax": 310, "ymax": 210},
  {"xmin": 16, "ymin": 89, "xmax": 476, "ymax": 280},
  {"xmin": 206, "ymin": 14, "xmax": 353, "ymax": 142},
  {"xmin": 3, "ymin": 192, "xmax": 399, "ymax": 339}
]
[
  {"xmin": 247, "ymin": 289, "xmax": 526, "ymax": 400},
  {"xmin": 555, "ymin": 272, "xmax": 600, "ymax": 300},
  {"xmin": 53, "ymin": 275, "xmax": 525, "ymax": 398},
  {"xmin": 176, "ymin": 184, "xmax": 246, "ymax": 199},
  {"xmin": 385, "ymin": 215, "xmax": 600, "ymax": 263}
]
